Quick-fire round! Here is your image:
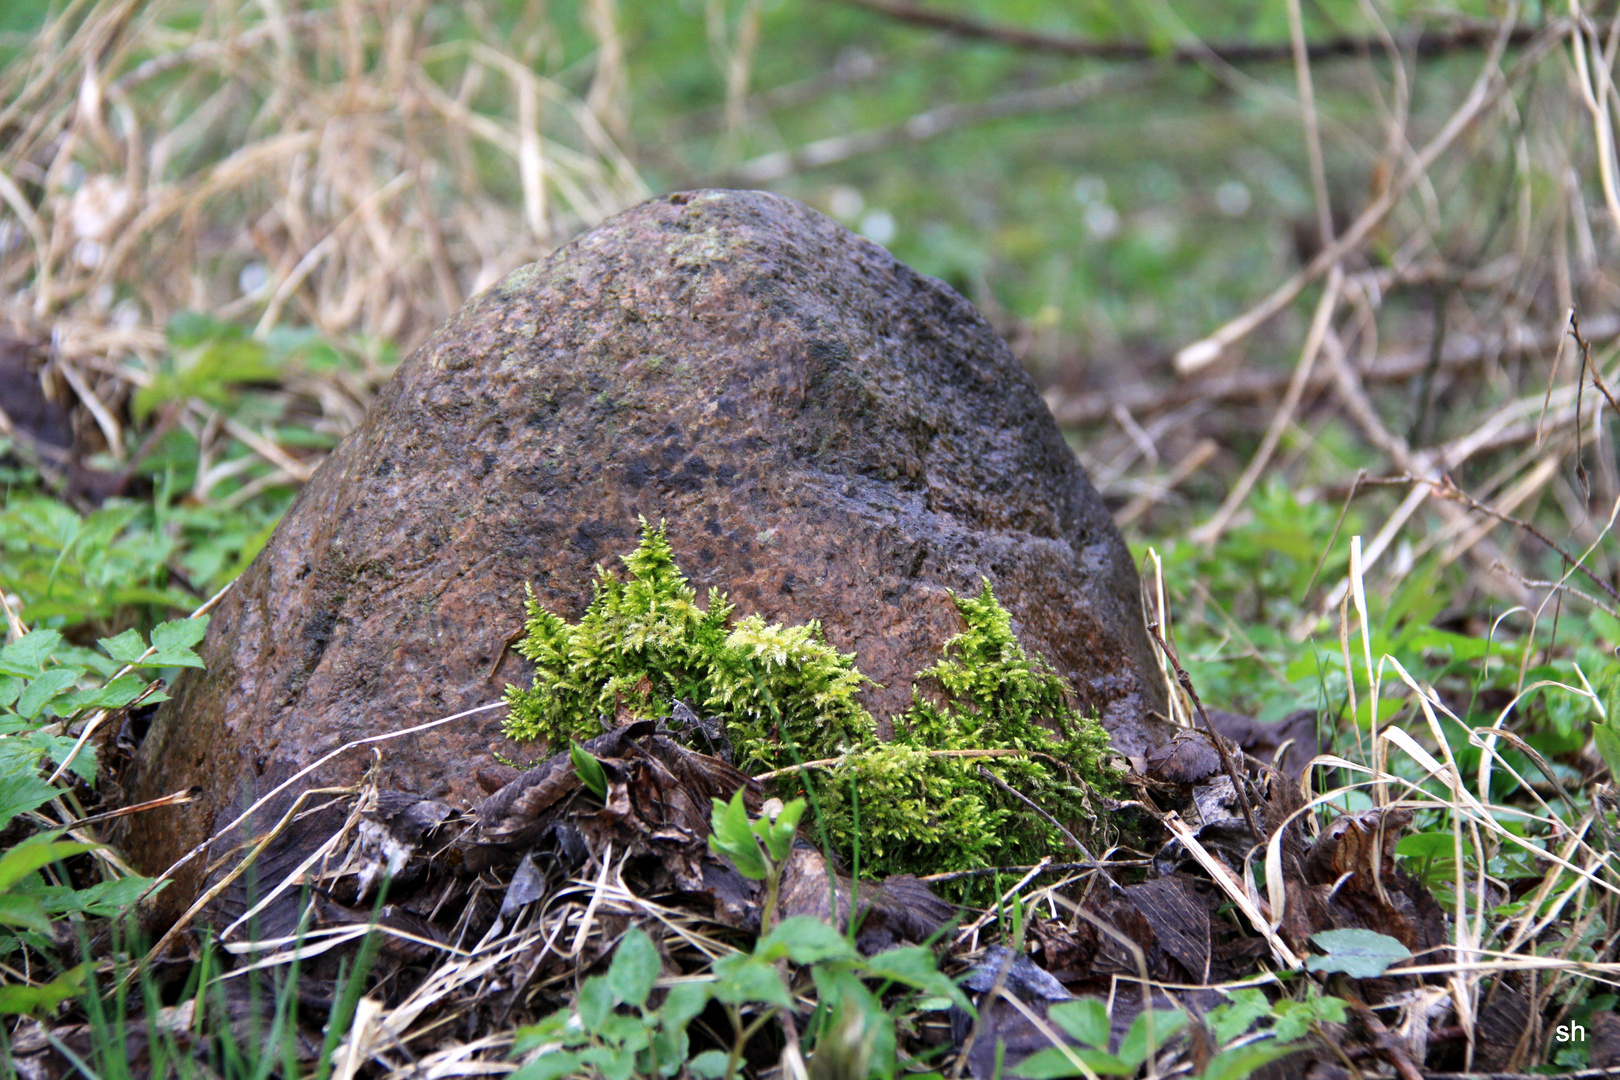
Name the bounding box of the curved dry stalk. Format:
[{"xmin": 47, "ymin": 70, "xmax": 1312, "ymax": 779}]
[{"xmin": 1176, "ymin": 10, "xmax": 1560, "ymax": 374}]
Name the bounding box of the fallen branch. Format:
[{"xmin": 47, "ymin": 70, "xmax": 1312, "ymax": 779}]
[
  {"xmin": 1174, "ymin": 18, "xmax": 1570, "ymax": 374},
  {"xmin": 834, "ymin": 0, "xmax": 1539, "ymax": 66},
  {"xmin": 730, "ymin": 66, "xmax": 1151, "ymax": 183},
  {"xmin": 1046, "ymin": 313, "xmax": 1620, "ymax": 425}
]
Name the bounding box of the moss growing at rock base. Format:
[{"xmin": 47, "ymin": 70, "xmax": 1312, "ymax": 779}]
[{"xmin": 504, "ymin": 521, "xmax": 1122, "ymax": 900}]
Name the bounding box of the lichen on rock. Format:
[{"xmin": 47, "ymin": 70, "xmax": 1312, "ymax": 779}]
[{"xmin": 504, "ymin": 520, "xmax": 1121, "ymax": 898}]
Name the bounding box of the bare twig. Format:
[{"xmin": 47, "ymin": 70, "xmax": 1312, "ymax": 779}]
[
  {"xmin": 1143, "ymin": 623, "xmax": 1262, "ymax": 843},
  {"xmin": 834, "ymin": 0, "xmax": 1539, "ymax": 66},
  {"xmin": 974, "ymin": 765, "xmax": 1119, "ymax": 892},
  {"xmin": 730, "ymin": 66, "xmax": 1152, "ymax": 183},
  {"xmin": 1046, "ymin": 313, "xmax": 1620, "ymax": 425},
  {"xmin": 1175, "ymin": 13, "xmax": 1562, "ymax": 374}
]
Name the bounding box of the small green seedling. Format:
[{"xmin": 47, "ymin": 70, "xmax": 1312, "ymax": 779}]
[
  {"xmin": 511, "ymin": 919, "xmax": 967, "ymax": 1080},
  {"xmin": 571, "ymin": 741, "xmax": 609, "ymax": 799},
  {"xmin": 707, "ymin": 789, "xmax": 804, "ymax": 930}
]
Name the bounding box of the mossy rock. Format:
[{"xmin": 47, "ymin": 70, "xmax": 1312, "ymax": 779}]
[{"xmin": 507, "ymin": 521, "xmax": 1121, "ymax": 899}]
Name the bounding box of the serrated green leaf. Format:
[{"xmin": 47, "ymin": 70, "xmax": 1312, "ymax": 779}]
[
  {"xmin": 1306, "ymin": 928, "xmax": 1412, "ymax": 979},
  {"xmin": 512, "ymin": 1011, "xmax": 579, "ymax": 1053},
  {"xmin": 0, "ymin": 773, "xmax": 59, "ymax": 830},
  {"xmin": 756, "ymin": 915, "xmax": 856, "ymax": 965},
  {"xmin": 607, "ymin": 928, "xmax": 660, "ymax": 1008},
  {"xmin": 757, "ymin": 797, "xmax": 805, "ymax": 863},
  {"xmin": 1118, "ymin": 1009, "xmax": 1186, "ymax": 1066},
  {"xmin": 711, "ymin": 953, "xmax": 792, "ymax": 1008},
  {"xmin": 147, "ymin": 617, "xmax": 208, "ymax": 667},
  {"xmin": 0, "ymin": 894, "xmax": 53, "ymax": 936},
  {"xmin": 594, "ymin": 1046, "xmax": 636, "ymax": 1080},
  {"xmin": 97, "ymin": 629, "xmax": 148, "ymax": 666},
  {"xmin": 1208, "ymin": 988, "xmax": 1271, "ymax": 1043},
  {"xmin": 658, "ymin": 981, "xmax": 710, "ymax": 1030},
  {"xmin": 1047, "ymin": 999, "xmax": 1110, "ymax": 1050},
  {"xmin": 648, "ymin": 1022, "xmax": 689, "ymax": 1078},
  {"xmin": 0, "ymin": 962, "xmax": 87, "ymax": 1016},
  {"xmin": 0, "ymin": 631, "xmax": 62, "ymax": 678},
  {"xmin": 0, "ymin": 835, "xmax": 95, "ymax": 891},
  {"xmin": 861, "ymin": 946, "xmax": 971, "ymax": 1012},
  {"xmin": 16, "ymin": 668, "xmax": 85, "ymax": 719},
  {"xmin": 39, "ymin": 874, "xmax": 158, "ymax": 917},
  {"xmin": 62, "ymin": 674, "xmax": 149, "ymax": 713}
]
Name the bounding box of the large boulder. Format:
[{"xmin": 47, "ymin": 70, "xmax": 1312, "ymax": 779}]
[{"xmin": 122, "ymin": 189, "xmax": 1169, "ymax": 918}]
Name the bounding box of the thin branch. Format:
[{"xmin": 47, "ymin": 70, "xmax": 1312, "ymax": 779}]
[
  {"xmin": 834, "ymin": 0, "xmax": 1539, "ymax": 66},
  {"xmin": 729, "ymin": 66, "xmax": 1151, "ymax": 183},
  {"xmin": 1143, "ymin": 623, "xmax": 1263, "ymax": 844},
  {"xmin": 974, "ymin": 764, "xmax": 1119, "ymax": 892},
  {"xmin": 1175, "ymin": 15, "xmax": 1564, "ymax": 374},
  {"xmin": 1047, "ymin": 314, "xmax": 1620, "ymax": 426},
  {"xmin": 1423, "ymin": 474, "xmax": 1620, "ymax": 605}
]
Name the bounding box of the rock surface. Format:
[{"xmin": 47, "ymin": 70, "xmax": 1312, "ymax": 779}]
[{"xmin": 122, "ymin": 189, "xmax": 1169, "ymax": 918}]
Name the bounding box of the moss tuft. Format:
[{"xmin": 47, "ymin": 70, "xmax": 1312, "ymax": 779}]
[
  {"xmin": 816, "ymin": 582, "xmax": 1123, "ymax": 895},
  {"xmin": 503, "ymin": 519, "xmax": 873, "ymax": 771},
  {"xmin": 504, "ymin": 522, "xmax": 1121, "ymax": 900}
]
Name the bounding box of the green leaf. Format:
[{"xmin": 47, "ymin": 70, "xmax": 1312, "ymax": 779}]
[
  {"xmin": 688, "ymin": 1049, "xmax": 731, "ymax": 1079},
  {"xmin": 1047, "ymin": 999, "xmax": 1110, "ymax": 1050},
  {"xmin": 1117, "ymin": 1009, "xmax": 1186, "ymax": 1066},
  {"xmin": 577, "ymin": 974, "xmax": 615, "ymax": 1031},
  {"xmin": 711, "ymin": 953, "xmax": 792, "ymax": 1008},
  {"xmin": 861, "ymin": 946, "xmax": 971, "ymax": 1012},
  {"xmin": 512, "ymin": 1011, "xmax": 578, "ymax": 1053},
  {"xmin": 16, "ymin": 667, "xmax": 85, "ymax": 719},
  {"xmin": 1207, "ymin": 988, "xmax": 1271, "ymax": 1043},
  {"xmin": 39, "ymin": 874, "xmax": 158, "ymax": 917},
  {"xmin": 0, "ymin": 893, "xmax": 54, "ymax": 936},
  {"xmin": 0, "ymin": 834, "xmax": 95, "ymax": 891},
  {"xmin": 1594, "ymin": 721, "xmax": 1620, "ymax": 782},
  {"xmin": 648, "ymin": 1023, "xmax": 690, "ymax": 1078},
  {"xmin": 756, "ymin": 915, "xmax": 856, "ymax": 965},
  {"xmin": 147, "ymin": 617, "xmax": 208, "ymax": 667},
  {"xmin": 0, "ymin": 773, "xmax": 59, "ymax": 830},
  {"xmin": 1306, "ymin": 928, "xmax": 1412, "ymax": 979},
  {"xmin": 0, "ymin": 631, "xmax": 63, "ymax": 678},
  {"xmin": 1271, "ymin": 994, "xmax": 1347, "ymax": 1042},
  {"xmin": 607, "ymin": 927, "xmax": 660, "ymax": 1008},
  {"xmin": 1013, "ymin": 1046, "xmax": 1134, "ymax": 1078},
  {"xmin": 1202, "ymin": 1041, "xmax": 1305, "ymax": 1080},
  {"xmin": 61, "ymin": 674, "xmax": 149, "ymax": 713},
  {"xmin": 571, "ymin": 741, "xmax": 609, "ymax": 799},
  {"xmin": 659, "ymin": 981, "xmax": 710, "ymax": 1029},
  {"xmin": 510, "ymin": 1050, "xmax": 584, "ymax": 1080},
  {"xmin": 756, "ymin": 797, "xmax": 805, "ymax": 863},
  {"xmin": 0, "ymin": 963, "xmax": 87, "ymax": 1016},
  {"xmin": 97, "ymin": 629, "xmax": 148, "ymax": 666},
  {"xmin": 709, "ymin": 790, "xmax": 766, "ymax": 880}
]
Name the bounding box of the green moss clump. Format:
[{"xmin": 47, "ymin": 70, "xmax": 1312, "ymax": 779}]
[
  {"xmin": 816, "ymin": 583, "xmax": 1122, "ymax": 893},
  {"xmin": 503, "ymin": 520, "xmax": 874, "ymax": 773},
  {"xmin": 504, "ymin": 522, "xmax": 1121, "ymax": 900}
]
